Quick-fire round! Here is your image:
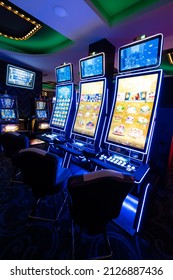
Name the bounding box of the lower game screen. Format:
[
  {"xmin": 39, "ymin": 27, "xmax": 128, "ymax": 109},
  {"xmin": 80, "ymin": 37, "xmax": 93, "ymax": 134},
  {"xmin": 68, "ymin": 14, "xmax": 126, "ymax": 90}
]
[
  {"xmin": 73, "ymin": 79, "xmax": 105, "ymax": 138},
  {"xmin": 1, "ymin": 109, "xmax": 16, "ymax": 119},
  {"xmin": 36, "ymin": 110, "xmax": 47, "ymax": 119},
  {"xmin": 106, "ymin": 71, "xmax": 161, "ymax": 152}
]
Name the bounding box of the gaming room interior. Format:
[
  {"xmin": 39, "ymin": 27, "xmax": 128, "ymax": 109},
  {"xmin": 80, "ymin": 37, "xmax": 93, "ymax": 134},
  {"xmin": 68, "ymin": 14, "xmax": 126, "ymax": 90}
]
[{"xmin": 0, "ymin": 0, "xmax": 173, "ymax": 260}]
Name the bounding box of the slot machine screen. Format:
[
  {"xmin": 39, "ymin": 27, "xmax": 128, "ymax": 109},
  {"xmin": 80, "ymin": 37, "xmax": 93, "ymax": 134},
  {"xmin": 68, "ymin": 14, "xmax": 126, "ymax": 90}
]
[
  {"xmin": 118, "ymin": 33, "xmax": 163, "ymax": 73},
  {"xmin": 6, "ymin": 64, "xmax": 35, "ymax": 89},
  {"xmin": 0, "ymin": 109, "xmax": 16, "ymax": 120},
  {"xmin": 105, "ymin": 70, "xmax": 163, "ymax": 154},
  {"xmin": 80, "ymin": 52, "xmax": 105, "ymax": 79},
  {"xmin": 55, "ymin": 63, "xmax": 73, "ymax": 83},
  {"xmin": 0, "ymin": 97, "xmax": 15, "ymax": 108},
  {"xmin": 72, "ymin": 78, "xmax": 106, "ymax": 139},
  {"xmin": 36, "ymin": 101, "xmax": 46, "ymax": 110},
  {"xmin": 50, "ymin": 83, "xmax": 73, "ymax": 130},
  {"xmin": 36, "ymin": 110, "xmax": 48, "ymax": 119}
]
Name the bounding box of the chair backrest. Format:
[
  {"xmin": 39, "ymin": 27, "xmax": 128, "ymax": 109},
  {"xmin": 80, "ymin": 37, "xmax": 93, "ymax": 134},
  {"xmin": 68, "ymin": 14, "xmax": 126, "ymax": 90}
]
[
  {"xmin": 67, "ymin": 169, "xmax": 134, "ymax": 232},
  {"xmin": 13, "ymin": 147, "xmax": 70, "ymax": 197},
  {"xmin": 0, "ymin": 132, "xmax": 30, "ymax": 157}
]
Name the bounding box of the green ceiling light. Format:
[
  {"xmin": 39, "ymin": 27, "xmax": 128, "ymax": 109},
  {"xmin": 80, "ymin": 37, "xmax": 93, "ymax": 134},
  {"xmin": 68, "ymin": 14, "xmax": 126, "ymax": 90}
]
[
  {"xmin": 86, "ymin": 0, "xmax": 161, "ymax": 26},
  {"xmin": 161, "ymin": 62, "xmax": 173, "ymax": 74},
  {"xmin": 0, "ymin": 1, "xmax": 42, "ymax": 40},
  {"xmin": 42, "ymin": 83, "xmax": 56, "ymax": 90},
  {"xmin": 0, "ymin": 24, "xmax": 73, "ymax": 54}
]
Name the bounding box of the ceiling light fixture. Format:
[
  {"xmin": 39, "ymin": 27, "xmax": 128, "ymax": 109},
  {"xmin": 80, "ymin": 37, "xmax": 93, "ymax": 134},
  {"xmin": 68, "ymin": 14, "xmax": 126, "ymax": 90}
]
[
  {"xmin": 53, "ymin": 6, "xmax": 68, "ymax": 17},
  {"xmin": 0, "ymin": 1, "xmax": 42, "ymax": 40}
]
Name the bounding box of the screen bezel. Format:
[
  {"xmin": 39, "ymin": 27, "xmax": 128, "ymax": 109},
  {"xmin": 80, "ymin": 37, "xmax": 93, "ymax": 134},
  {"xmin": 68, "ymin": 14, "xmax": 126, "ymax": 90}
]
[
  {"xmin": 72, "ymin": 78, "xmax": 106, "ymax": 140},
  {"xmin": 118, "ymin": 33, "xmax": 163, "ymax": 74},
  {"xmin": 6, "ymin": 64, "xmax": 35, "ymax": 89},
  {"xmin": 50, "ymin": 83, "xmax": 74, "ymax": 131},
  {"xmin": 79, "ymin": 52, "xmax": 105, "ymax": 80},
  {"xmin": 55, "ymin": 63, "xmax": 73, "ymax": 83},
  {"xmin": 104, "ymin": 69, "xmax": 163, "ymax": 155}
]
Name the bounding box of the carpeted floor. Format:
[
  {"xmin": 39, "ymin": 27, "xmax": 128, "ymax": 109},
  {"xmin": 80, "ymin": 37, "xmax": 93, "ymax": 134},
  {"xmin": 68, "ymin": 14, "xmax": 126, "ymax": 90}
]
[{"xmin": 0, "ymin": 152, "xmax": 173, "ymax": 260}]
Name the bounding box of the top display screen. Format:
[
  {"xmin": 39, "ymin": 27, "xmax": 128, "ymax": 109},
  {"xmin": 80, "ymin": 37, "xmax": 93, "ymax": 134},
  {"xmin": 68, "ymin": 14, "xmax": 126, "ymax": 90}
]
[
  {"xmin": 0, "ymin": 96, "xmax": 15, "ymax": 108},
  {"xmin": 105, "ymin": 69, "xmax": 163, "ymax": 154},
  {"xmin": 36, "ymin": 100, "xmax": 46, "ymax": 110},
  {"xmin": 118, "ymin": 33, "xmax": 163, "ymax": 73},
  {"xmin": 80, "ymin": 52, "xmax": 105, "ymax": 79},
  {"xmin": 55, "ymin": 63, "xmax": 73, "ymax": 83},
  {"xmin": 6, "ymin": 64, "xmax": 35, "ymax": 89}
]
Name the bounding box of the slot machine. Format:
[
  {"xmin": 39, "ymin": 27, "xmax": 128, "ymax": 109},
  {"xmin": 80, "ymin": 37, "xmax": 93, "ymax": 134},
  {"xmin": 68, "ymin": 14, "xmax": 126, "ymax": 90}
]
[
  {"xmin": 3, "ymin": 64, "xmax": 36, "ymax": 134},
  {"xmin": 33, "ymin": 98, "xmax": 50, "ymax": 134},
  {"xmin": 38, "ymin": 63, "xmax": 76, "ymax": 147},
  {"xmin": 88, "ymin": 33, "xmax": 164, "ymax": 234},
  {"xmin": 55, "ymin": 52, "xmax": 108, "ymax": 169},
  {"xmin": 0, "ymin": 94, "xmax": 19, "ymax": 133}
]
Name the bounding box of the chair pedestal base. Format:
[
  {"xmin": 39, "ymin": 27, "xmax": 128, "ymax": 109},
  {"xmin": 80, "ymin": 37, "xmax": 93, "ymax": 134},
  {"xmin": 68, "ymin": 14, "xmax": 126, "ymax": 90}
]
[
  {"xmin": 71, "ymin": 221, "xmax": 113, "ymax": 260},
  {"xmin": 28, "ymin": 193, "xmax": 67, "ymax": 222}
]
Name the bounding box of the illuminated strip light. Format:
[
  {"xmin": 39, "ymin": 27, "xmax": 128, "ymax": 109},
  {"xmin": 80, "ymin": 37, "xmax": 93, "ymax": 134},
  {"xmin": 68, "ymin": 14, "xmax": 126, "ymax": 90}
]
[
  {"xmin": 144, "ymin": 69, "xmax": 163, "ymax": 155},
  {"xmin": 98, "ymin": 86, "xmax": 108, "ymax": 147},
  {"xmin": 122, "ymin": 194, "xmax": 138, "ymax": 213},
  {"xmin": 134, "ymin": 167, "xmax": 150, "ymax": 184},
  {"xmin": 136, "ymin": 183, "xmax": 150, "ymax": 232},
  {"xmin": 0, "ymin": 1, "xmax": 42, "ymax": 40}
]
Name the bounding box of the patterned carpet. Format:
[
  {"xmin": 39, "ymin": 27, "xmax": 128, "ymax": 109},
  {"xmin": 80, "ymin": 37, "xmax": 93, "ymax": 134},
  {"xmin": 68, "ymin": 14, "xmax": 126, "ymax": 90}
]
[{"xmin": 0, "ymin": 152, "xmax": 173, "ymax": 260}]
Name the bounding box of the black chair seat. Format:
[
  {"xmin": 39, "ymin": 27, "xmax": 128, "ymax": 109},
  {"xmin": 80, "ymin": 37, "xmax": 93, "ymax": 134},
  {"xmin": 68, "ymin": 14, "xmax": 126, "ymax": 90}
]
[
  {"xmin": 0, "ymin": 131, "xmax": 30, "ymax": 183},
  {"xmin": 13, "ymin": 147, "xmax": 71, "ymax": 222},
  {"xmin": 67, "ymin": 169, "xmax": 135, "ymax": 259}
]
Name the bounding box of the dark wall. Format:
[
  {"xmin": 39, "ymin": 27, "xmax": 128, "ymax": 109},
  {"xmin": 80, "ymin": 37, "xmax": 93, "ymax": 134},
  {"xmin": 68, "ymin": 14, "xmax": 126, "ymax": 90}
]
[
  {"xmin": 149, "ymin": 76, "xmax": 173, "ymax": 182},
  {"xmin": 0, "ymin": 59, "xmax": 42, "ymax": 118}
]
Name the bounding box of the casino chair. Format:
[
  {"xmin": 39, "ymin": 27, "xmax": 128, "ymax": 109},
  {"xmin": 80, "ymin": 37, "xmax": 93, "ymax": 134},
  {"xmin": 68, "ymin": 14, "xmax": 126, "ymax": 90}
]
[
  {"xmin": 0, "ymin": 131, "xmax": 30, "ymax": 184},
  {"xmin": 67, "ymin": 169, "xmax": 134, "ymax": 259},
  {"xmin": 13, "ymin": 147, "xmax": 71, "ymax": 222}
]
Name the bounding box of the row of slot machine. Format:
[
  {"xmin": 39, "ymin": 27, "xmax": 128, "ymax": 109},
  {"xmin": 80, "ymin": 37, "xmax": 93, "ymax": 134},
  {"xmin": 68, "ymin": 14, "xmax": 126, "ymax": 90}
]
[
  {"xmin": 0, "ymin": 64, "xmax": 50, "ymax": 133},
  {"xmin": 0, "ymin": 95, "xmax": 50, "ymax": 134},
  {"xmin": 38, "ymin": 33, "xmax": 164, "ymax": 235},
  {"xmin": 0, "ymin": 95, "xmax": 19, "ymax": 132}
]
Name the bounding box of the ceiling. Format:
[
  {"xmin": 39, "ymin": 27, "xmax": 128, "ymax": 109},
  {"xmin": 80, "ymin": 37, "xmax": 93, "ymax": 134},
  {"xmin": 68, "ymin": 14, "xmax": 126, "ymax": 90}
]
[{"xmin": 1, "ymin": 0, "xmax": 173, "ymax": 88}]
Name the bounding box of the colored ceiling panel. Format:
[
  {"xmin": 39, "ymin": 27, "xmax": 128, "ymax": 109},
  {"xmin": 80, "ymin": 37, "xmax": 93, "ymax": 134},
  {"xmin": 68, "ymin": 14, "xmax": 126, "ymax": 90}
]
[
  {"xmin": 0, "ymin": 1, "xmax": 73, "ymax": 54},
  {"xmin": 0, "ymin": 25, "xmax": 73, "ymax": 54},
  {"xmin": 87, "ymin": 0, "xmax": 161, "ymax": 25},
  {"xmin": 0, "ymin": 1, "xmax": 42, "ymax": 40}
]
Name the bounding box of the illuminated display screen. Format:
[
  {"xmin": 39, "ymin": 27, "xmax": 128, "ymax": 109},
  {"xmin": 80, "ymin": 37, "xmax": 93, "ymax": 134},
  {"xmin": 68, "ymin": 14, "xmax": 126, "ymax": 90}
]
[
  {"xmin": 105, "ymin": 70, "xmax": 162, "ymax": 153},
  {"xmin": 6, "ymin": 64, "xmax": 35, "ymax": 89},
  {"xmin": 1, "ymin": 109, "xmax": 16, "ymax": 119},
  {"xmin": 36, "ymin": 101, "xmax": 46, "ymax": 110},
  {"xmin": 80, "ymin": 52, "xmax": 105, "ymax": 79},
  {"xmin": 0, "ymin": 97, "xmax": 15, "ymax": 108},
  {"xmin": 36, "ymin": 110, "xmax": 48, "ymax": 119},
  {"xmin": 73, "ymin": 79, "xmax": 106, "ymax": 139},
  {"xmin": 119, "ymin": 33, "xmax": 163, "ymax": 73},
  {"xmin": 55, "ymin": 63, "xmax": 73, "ymax": 83},
  {"xmin": 50, "ymin": 84, "xmax": 73, "ymax": 129}
]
